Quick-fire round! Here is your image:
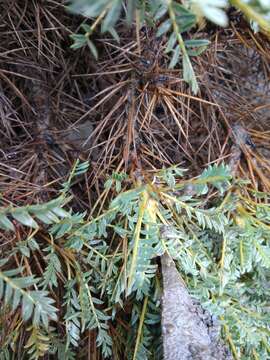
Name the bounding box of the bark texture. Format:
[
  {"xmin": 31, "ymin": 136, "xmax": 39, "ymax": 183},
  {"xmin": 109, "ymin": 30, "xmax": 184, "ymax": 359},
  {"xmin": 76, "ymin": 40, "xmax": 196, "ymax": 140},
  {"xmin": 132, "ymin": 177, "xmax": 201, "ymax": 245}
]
[{"xmin": 161, "ymin": 252, "xmax": 232, "ymax": 360}]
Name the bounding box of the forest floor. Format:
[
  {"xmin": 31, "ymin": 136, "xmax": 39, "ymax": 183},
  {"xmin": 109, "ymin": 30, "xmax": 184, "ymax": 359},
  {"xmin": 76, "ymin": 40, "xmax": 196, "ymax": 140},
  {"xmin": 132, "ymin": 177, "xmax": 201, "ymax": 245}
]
[
  {"xmin": 1, "ymin": 1, "xmax": 270, "ymax": 358},
  {"xmin": 1, "ymin": 3, "xmax": 270, "ymax": 208}
]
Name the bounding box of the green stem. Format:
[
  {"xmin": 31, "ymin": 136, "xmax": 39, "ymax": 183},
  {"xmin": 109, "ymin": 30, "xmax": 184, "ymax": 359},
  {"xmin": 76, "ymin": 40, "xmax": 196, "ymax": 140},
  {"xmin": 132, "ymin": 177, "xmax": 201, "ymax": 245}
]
[
  {"xmin": 168, "ymin": 1, "xmax": 199, "ymax": 93},
  {"xmin": 127, "ymin": 190, "xmax": 148, "ymax": 294},
  {"xmin": 132, "ymin": 296, "xmax": 148, "ymax": 360}
]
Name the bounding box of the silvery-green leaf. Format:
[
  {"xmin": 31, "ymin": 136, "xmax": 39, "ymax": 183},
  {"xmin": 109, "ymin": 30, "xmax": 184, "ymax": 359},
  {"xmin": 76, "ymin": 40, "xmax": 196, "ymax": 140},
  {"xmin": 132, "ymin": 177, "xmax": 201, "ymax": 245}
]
[
  {"xmin": 201, "ymin": 5, "xmax": 228, "ymax": 26},
  {"xmin": 12, "ymin": 211, "xmax": 38, "ymax": 229},
  {"xmin": 0, "ymin": 214, "xmax": 15, "ymax": 231},
  {"xmin": 156, "ymin": 19, "xmax": 172, "ymax": 37},
  {"xmin": 101, "ymin": 0, "xmax": 122, "ymax": 32},
  {"xmin": 169, "ymin": 45, "xmax": 181, "ymax": 69},
  {"xmin": 87, "ymin": 40, "xmax": 98, "ymax": 60},
  {"xmin": 182, "ymin": 53, "xmax": 199, "ymax": 94}
]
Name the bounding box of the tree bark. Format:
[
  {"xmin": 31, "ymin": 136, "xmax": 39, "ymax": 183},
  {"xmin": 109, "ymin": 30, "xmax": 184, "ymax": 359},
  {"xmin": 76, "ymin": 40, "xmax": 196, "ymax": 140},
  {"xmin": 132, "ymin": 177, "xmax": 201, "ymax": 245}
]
[{"xmin": 161, "ymin": 252, "xmax": 232, "ymax": 360}]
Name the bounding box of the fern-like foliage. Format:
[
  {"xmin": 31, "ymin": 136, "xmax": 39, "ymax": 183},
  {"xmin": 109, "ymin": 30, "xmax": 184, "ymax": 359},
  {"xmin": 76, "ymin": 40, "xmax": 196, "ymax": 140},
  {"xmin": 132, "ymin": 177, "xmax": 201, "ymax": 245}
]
[
  {"xmin": 1, "ymin": 161, "xmax": 270, "ymax": 358},
  {"xmin": 126, "ymin": 295, "xmax": 162, "ymax": 360},
  {"xmin": 41, "ymin": 246, "xmax": 62, "ymax": 289},
  {"xmin": 63, "ymin": 280, "xmax": 81, "ymax": 349},
  {"xmin": 0, "ymin": 268, "xmax": 57, "ymax": 328},
  {"xmin": 77, "ymin": 270, "xmax": 112, "ymax": 357},
  {"xmin": 24, "ymin": 326, "xmax": 51, "ymax": 360},
  {"xmin": 0, "ymin": 197, "xmax": 70, "ymax": 231}
]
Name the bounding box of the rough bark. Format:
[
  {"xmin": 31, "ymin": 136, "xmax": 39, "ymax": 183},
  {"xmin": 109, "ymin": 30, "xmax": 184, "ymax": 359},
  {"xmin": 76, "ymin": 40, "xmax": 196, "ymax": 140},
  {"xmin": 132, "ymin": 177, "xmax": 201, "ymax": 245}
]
[{"xmin": 161, "ymin": 252, "xmax": 233, "ymax": 360}]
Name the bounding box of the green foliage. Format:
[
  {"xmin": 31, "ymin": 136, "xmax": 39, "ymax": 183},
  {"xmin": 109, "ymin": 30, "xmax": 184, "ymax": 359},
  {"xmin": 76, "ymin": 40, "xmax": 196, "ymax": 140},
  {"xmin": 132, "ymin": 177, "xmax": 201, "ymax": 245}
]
[
  {"xmin": 127, "ymin": 296, "xmax": 162, "ymax": 360},
  {"xmin": 78, "ymin": 270, "xmax": 112, "ymax": 357},
  {"xmin": 63, "ymin": 280, "xmax": 81, "ymax": 348},
  {"xmin": 0, "ymin": 268, "xmax": 57, "ymax": 328},
  {"xmin": 41, "ymin": 246, "xmax": 62, "ymax": 289},
  {"xmin": 2, "ymin": 161, "xmax": 270, "ymax": 358},
  {"xmin": 52, "ymin": 342, "xmax": 76, "ymax": 360},
  {"xmin": 62, "ymin": 159, "xmax": 89, "ymax": 193},
  {"xmin": 193, "ymin": 0, "xmax": 229, "ymax": 26},
  {"xmin": 104, "ymin": 172, "xmax": 128, "ymax": 193},
  {"xmin": 0, "ymin": 197, "xmax": 70, "ymax": 231},
  {"xmin": 196, "ymin": 162, "xmax": 232, "ymax": 194},
  {"xmin": 25, "ymin": 327, "xmax": 51, "ymax": 360}
]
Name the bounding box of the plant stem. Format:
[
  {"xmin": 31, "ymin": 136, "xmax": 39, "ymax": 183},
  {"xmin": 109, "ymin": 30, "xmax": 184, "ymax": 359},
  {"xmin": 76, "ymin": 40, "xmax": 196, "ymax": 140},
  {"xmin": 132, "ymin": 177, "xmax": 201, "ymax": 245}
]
[{"xmin": 133, "ymin": 296, "xmax": 148, "ymax": 360}]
